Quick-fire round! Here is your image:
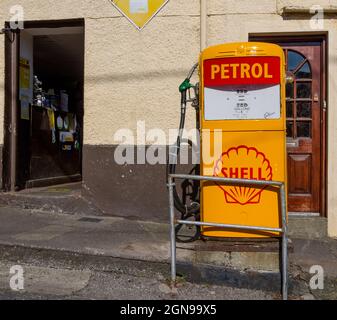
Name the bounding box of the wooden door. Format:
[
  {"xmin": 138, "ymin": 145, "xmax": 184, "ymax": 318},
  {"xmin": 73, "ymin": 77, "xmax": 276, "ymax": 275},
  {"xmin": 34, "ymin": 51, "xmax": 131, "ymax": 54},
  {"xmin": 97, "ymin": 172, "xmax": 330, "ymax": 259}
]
[
  {"xmin": 283, "ymin": 44, "xmax": 322, "ymax": 213},
  {"xmin": 249, "ymin": 35, "xmax": 326, "ymax": 215}
]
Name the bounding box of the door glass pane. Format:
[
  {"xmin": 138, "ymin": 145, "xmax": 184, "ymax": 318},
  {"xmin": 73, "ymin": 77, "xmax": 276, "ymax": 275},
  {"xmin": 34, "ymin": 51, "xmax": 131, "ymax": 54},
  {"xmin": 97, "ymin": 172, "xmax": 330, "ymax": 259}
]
[
  {"xmin": 288, "ymin": 51, "xmax": 304, "ymax": 71},
  {"xmin": 286, "ymin": 121, "xmax": 294, "ymax": 138},
  {"xmin": 297, "ymin": 82, "xmax": 311, "ymax": 98},
  {"xmin": 297, "ymin": 102, "xmax": 312, "ymax": 118},
  {"xmin": 286, "ymin": 101, "xmax": 293, "ymax": 118},
  {"xmin": 296, "ymin": 62, "xmax": 311, "ymax": 79},
  {"xmin": 297, "ymin": 121, "xmax": 311, "ymax": 138},
  {"xmin": 286, "ymin": 82, "xmax": 294, "ymax": 98}
]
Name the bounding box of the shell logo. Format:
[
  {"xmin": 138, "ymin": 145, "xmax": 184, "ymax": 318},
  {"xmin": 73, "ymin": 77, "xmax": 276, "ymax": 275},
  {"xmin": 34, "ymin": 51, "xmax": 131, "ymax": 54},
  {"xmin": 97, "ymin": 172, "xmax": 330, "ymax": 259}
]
[{"xmin": 213, "ymin": 146, "xmax": 273, "ymax": 205}]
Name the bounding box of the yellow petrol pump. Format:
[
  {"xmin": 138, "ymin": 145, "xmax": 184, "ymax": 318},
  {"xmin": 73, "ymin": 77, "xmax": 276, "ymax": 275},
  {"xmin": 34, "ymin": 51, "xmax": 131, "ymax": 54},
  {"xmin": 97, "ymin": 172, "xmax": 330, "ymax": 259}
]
[
  {"xmin": 199, "ymin": 42, "xmax": 287, "ymax": 238},
  {"xmin": 167, "ymin": 42, "xmax": 289, "ymax": 299}
]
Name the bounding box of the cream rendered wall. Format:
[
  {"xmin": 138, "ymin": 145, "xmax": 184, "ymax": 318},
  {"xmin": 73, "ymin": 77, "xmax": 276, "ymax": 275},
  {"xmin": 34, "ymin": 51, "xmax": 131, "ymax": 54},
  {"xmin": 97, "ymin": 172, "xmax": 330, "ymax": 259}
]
[
  {"xmin": 84, "ymin": 15, "xmax": 200, "ymax": 145},
  {"xmin": 0, "ymin": 0, "xmax": 200, "ymax": 146},
  {"xmin": 0, "ymin": 0, "xmax": 336, "ymax": 237}
]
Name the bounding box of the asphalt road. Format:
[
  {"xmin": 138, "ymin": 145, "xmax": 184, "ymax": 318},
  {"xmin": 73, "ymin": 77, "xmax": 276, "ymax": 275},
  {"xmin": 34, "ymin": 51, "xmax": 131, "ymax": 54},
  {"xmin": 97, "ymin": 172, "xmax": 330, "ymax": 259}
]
[{"xmin": 0, "ymin": 259, "xmax": 276, "ymax": 300}]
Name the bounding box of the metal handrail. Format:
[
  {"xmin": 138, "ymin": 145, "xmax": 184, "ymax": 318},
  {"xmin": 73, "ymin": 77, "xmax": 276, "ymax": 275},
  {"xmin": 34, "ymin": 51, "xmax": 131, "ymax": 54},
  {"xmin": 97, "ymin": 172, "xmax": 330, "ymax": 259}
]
[{"xmin": 167, "ymin": 173, "xmax": 288, "ymax": 300}]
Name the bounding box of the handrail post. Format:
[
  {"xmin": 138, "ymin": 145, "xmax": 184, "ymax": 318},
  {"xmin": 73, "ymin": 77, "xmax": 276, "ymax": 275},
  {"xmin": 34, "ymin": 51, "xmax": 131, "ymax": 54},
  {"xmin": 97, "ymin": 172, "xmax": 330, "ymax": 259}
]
[
  {"xmin": 168, "ymin": 176, "xmax": 176, "ymax": 286},
  {"xmin": 168, "ymin": 173, "xmax": 288, "ymax": 300},
  {"xmin": 280, "ymin": 183, "xmax": 288, "ymax": 300}
]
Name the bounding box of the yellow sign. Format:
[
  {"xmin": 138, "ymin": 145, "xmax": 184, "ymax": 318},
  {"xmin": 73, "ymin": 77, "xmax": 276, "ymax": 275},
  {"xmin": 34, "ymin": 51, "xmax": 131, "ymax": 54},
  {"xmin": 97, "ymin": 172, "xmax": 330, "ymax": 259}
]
[
  {"xmin": 110, "ymin": 0, "xmax": 169, "ymax": 30},
  {"xmin": 199, "ymin": 42, "xmax": 287, "ymax": 238},
  {"xmin": 20, "ymin": 58, "xmax": 30, "ymax": 89}
]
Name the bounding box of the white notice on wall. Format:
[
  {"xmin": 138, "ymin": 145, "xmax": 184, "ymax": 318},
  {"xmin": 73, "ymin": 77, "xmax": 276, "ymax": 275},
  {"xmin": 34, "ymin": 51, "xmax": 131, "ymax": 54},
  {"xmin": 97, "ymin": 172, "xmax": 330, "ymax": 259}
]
[
  {"xmin": 204, "ymin": 85, "xmax": 281, "ymax": 120},
  {"xmin": 130, "ymin": 0, "xmax": 149, "ymax": 14}
]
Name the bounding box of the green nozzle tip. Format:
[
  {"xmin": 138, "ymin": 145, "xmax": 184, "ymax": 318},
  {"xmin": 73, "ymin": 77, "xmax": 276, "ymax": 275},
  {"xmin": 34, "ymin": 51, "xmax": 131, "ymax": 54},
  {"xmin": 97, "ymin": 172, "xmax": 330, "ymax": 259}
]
[{"xmin": 179, "ymin": 79, "xmax": 192, "ymax": 92}]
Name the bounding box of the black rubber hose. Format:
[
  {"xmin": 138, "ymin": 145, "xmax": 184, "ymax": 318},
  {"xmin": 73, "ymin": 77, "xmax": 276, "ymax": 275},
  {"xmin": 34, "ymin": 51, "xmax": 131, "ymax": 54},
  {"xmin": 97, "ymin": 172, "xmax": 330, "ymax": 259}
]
[{"xmin": 167, "ymin": 90, "xmax": 200, "ymax": 218}]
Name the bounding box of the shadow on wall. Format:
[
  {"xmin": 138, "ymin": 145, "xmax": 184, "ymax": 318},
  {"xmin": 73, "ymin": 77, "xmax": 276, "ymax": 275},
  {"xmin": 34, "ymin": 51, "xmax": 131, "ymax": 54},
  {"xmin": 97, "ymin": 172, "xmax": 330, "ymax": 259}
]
[
  {"xmin": 85, "ymin": 69, "xmax": 196, "ymax": 83},
  {"xmin": 82, "ymin": 145, "xmax": 196, "ymax": 222}
]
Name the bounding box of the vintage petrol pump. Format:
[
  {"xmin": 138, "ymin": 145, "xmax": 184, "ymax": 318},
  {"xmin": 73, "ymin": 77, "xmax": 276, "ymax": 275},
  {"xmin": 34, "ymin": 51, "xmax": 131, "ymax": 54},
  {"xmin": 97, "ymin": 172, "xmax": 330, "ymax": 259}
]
[
  {"xmin": 168, "ymin": 42, "xmax": 288, "ymax": 298},
  {"xmin": 168, "ymin": 42, "xmax": 287, "ymax": 240},
  {"xmin": 199, "ymin": 42, "xmax": 287, "ymax": 238}
]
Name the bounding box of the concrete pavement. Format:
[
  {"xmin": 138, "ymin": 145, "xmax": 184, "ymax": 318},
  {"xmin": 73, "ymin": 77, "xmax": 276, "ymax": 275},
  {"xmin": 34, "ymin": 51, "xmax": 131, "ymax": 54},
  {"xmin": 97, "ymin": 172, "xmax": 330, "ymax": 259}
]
[
  {"xmin": 0, "ymin": 204, "xmax": 336, "ymax": 299},
  {"xmin": 0, "ymin": 260, "xmax": 274, "ymax": 300}
]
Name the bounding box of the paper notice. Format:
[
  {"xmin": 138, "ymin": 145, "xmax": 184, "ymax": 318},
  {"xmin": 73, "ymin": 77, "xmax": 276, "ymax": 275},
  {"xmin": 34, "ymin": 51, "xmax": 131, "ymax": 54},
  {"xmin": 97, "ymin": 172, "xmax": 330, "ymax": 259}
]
[
  {"xmin": 204, "ymin": 85, "xmax": 281, "ymax": 121},
  {"xmin": 130, "ymin": 0, "xmax": 148, "ymax": 14},
  {"xmin": 20, "ymin": 95, "xmax": 30, "ymax": 120}
]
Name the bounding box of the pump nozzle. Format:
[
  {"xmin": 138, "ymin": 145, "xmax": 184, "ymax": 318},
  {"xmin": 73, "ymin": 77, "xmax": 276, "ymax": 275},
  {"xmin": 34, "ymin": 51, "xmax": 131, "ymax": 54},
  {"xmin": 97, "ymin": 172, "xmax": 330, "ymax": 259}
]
[
  {"xmin": 179, "ymin": 78, "xmax": 192, "ymax": 93},
  {"xmin": 179, "ymin": 63, "xmax": 198, "ymax": 92}
]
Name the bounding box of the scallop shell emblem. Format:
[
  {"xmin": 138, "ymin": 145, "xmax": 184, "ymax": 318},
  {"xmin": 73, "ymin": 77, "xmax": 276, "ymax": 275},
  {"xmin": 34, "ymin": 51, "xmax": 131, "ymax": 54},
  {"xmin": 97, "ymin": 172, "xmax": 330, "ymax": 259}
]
[{"xmin": 213, "ymin": 145, "xmax": 273, "ymax": 205}]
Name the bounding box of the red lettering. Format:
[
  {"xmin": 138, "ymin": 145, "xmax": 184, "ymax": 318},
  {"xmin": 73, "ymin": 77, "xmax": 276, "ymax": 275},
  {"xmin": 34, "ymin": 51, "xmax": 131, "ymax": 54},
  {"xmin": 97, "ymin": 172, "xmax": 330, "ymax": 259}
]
[
  {"xmin": 221, "ymin": 168, "xmax": 228, "ymax": 178},
  {"xmin": 204, "ymin": 56, "xmax": 280, "ymax": 87},
  {"xmin": 258, "ymin": 168, "xmax": 266, "ymax": 180},
  {"xmin": 250, "ymin": 168, "xmax": 256, "ymax": 180},
  {"xmin": 241, "ymin": 167, "xmax": 248, "ymax": 179},
  {"xmin": 229, "ymin": 168, "xmax": 239, "ymax": 179},
  {"xmin": 222, "ymin": 167, "xmax": 266, "ymax": 180}
]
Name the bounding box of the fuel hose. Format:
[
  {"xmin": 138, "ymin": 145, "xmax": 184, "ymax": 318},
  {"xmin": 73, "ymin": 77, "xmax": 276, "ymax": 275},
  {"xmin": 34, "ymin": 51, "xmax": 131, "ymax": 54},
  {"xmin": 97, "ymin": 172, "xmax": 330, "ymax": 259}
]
[{"xmin": 166, "ymin": 63, "xmax": 201, "ymax": 242}]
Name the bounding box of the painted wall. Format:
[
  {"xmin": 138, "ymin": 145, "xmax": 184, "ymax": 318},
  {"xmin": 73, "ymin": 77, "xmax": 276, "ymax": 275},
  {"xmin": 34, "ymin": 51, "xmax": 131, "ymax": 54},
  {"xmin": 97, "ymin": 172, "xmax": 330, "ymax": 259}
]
[{"xmin": 0, "ymin": 1, "xmax": 337, "ymax": 236}]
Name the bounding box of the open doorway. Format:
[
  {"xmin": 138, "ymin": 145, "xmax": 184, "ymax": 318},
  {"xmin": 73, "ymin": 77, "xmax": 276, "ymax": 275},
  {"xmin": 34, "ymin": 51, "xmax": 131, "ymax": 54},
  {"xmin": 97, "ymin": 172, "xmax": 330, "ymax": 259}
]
[{"xmin": 4, "ymin": 20, "xmax": 84, "ymax": 191}]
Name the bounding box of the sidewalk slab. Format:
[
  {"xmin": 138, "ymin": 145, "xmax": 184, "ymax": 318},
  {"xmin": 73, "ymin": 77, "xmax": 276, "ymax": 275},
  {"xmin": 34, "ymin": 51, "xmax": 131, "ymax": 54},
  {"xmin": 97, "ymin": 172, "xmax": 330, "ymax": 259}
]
[
  {"xmin": 0, "ymin": 205, "xmax": 284, "ymax": 271},
  {"xmin": 0, "ymin": 206, "xmax": 171, "ymax": 263},
  {"xmin": 0, "ymin": 205, "xmax": 336, "ymax": 298}
]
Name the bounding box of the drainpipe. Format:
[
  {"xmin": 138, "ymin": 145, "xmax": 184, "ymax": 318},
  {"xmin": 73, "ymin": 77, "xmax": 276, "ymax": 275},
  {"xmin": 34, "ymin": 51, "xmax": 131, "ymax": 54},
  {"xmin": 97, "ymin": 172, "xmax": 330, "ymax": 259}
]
[
  {"xmin": 9, "ymin": 30, "xmax": 19, "ymax": 192},
  {"xmin": 200, "ymin": 0, "xmax": 207, "ymax": 51}
]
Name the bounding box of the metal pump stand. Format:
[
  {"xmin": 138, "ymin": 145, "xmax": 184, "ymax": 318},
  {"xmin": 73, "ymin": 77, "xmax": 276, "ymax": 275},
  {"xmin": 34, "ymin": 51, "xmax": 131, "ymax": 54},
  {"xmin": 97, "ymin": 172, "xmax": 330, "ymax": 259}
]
[{"xmin": 168, "ymin": 174, "xmax": 288, "ymax": 300}]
